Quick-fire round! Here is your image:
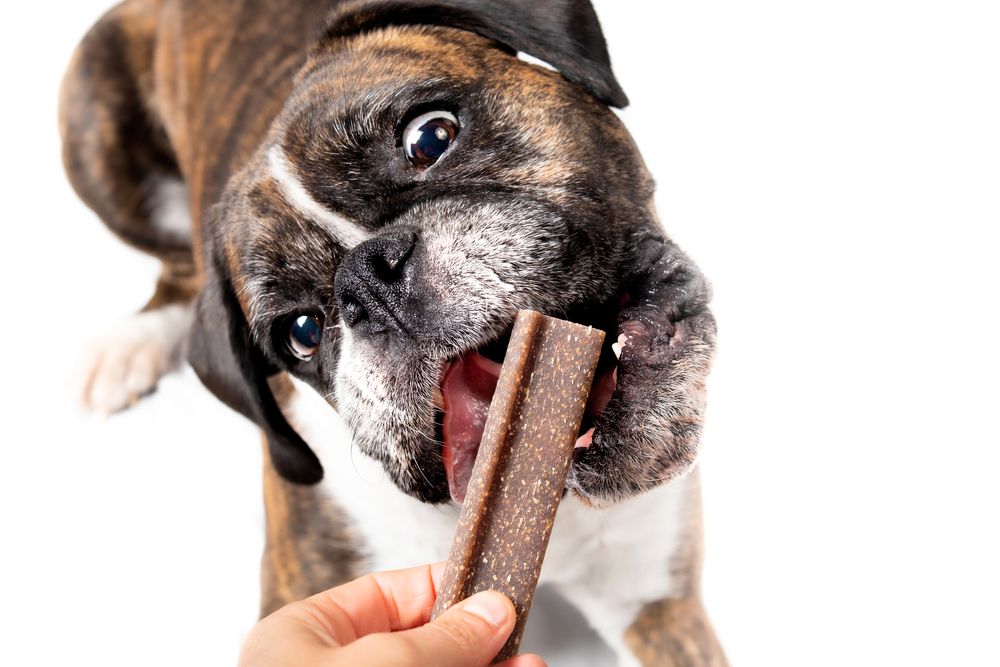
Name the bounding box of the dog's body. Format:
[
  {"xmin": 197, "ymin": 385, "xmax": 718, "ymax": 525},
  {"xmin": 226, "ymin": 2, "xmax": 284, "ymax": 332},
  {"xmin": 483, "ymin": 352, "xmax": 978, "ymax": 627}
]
[{"xmin": 63, "ymin": 0, "xmax": 726, "ymax": 664}]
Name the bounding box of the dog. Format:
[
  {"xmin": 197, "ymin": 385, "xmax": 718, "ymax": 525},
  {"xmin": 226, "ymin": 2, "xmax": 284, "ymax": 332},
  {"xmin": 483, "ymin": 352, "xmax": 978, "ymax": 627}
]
[{"xmin": 62, "ymin": 0, "xmax": 726, "ymax": 664}]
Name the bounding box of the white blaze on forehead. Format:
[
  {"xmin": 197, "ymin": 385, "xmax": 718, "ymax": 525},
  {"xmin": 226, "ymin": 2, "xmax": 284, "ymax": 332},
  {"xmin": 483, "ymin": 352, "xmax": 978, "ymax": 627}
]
[{"xmin": 267, "ymin": 146, "xmax": 372, "ymax": 249}]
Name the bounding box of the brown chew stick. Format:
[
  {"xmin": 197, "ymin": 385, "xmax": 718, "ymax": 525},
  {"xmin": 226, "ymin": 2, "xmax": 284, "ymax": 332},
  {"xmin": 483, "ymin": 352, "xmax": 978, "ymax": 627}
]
[{"xmin": 431, "ymin": 309, "xmax": 605, "ymax": 663}]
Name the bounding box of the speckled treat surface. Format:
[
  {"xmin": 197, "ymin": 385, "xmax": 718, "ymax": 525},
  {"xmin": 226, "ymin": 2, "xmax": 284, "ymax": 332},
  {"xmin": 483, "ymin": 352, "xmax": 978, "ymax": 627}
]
[{"xmin": 432, "ymin": 310, "xmax": 604, "ymax": 663}]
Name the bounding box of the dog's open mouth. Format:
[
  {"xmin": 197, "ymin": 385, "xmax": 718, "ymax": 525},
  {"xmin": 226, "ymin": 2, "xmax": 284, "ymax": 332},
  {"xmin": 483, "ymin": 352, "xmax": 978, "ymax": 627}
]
[{"xmin": 437, "ymin": 304, "xmax": 624, "ymax": 504}]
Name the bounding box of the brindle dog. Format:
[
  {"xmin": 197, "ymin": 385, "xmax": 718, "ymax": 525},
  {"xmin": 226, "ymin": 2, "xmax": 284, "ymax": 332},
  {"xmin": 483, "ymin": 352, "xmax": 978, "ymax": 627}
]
[{"xmin": 63, "ymin": 0, "xmax": 725, "ymax": 664}]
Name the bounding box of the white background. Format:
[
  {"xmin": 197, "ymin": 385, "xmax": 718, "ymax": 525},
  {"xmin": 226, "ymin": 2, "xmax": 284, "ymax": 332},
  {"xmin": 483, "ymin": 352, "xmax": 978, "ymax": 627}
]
[{"xmin": 1, "ymin": 1, "xmax": 997, "ymax": 665}]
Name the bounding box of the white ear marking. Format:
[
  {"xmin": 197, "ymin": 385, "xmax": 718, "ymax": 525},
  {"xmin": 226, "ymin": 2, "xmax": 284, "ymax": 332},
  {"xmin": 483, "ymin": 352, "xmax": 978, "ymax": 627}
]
[{"xmin": 517, "ymin": 52, "xmax": 559, "ymax": 73}]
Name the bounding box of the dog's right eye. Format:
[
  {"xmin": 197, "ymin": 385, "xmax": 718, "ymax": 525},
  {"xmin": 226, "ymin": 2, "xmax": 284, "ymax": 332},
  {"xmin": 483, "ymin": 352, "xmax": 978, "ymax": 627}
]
[
  {"xmin": 287, "ymin": 315, "xmax": 324, "ymax": 361},
  {"xmin": 404, "ymin": 110, "xmax": 459, "ymax": 168}
]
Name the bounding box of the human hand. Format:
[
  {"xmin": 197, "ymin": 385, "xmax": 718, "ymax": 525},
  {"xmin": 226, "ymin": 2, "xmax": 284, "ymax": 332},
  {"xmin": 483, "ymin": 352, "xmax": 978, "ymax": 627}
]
[{"xmin": 238, "ymin": 562, "xmax": 547, "ymax": 667}]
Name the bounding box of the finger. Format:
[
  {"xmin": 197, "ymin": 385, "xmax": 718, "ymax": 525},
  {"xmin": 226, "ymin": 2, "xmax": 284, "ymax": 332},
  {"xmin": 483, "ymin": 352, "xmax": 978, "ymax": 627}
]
[
  {"xmin": 283, "ymin": 562, "xmax": 447, "ymax": 646},
  {"xmin": 338, "ymin": 590, "xmax": 517, "ymax": 667},
  {"xmin": 236, "ymin": 562, "xmax": 445, "ymax": 667},
  {"xmin": 363, "ymin": 561, "xmax": 449, "ymax": 633}
]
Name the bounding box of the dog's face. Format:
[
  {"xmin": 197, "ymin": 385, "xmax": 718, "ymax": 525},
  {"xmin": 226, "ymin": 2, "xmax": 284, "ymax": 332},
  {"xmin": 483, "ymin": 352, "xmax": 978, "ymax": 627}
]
[{"xmin": 190, "ymin": 3, "xmax": 716, "ymax": 508}]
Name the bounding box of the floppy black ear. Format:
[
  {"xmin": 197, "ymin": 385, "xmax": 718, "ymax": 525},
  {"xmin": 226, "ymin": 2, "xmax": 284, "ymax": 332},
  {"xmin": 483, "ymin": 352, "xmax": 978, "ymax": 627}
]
[
  {"xmin": 321, "ymin": 0, "xmax": 628, "ymax": 107},
  {"xmin": 187, "ymin": 247, "xmax": 324, "ymax": 485}
]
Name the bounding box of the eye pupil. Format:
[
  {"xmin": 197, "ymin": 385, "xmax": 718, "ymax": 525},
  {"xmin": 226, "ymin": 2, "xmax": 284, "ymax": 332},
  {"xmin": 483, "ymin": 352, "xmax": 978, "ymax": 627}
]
[
  {"xmin": 404, "ymin": 110, "xmax": 459, "ymax": 168},
  {"xmin": 292, "ymin": 316, "xmax": 321, "ymax": 347},
  {"xmin": 412, "ymin": 121, "xmax": 453, "ymax": 161},
  {"xmin": 289, "ymin": 315, "xmax": 323, "ymax": 360}
]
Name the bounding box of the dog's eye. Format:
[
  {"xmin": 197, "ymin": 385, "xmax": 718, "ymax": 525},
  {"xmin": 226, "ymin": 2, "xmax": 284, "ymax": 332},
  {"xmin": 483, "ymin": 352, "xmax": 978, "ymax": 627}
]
[
  {"xmin": 404, "ymin": 110, "xmax": 459, "ymax": 168},
  {"xmin": 288, "ymin": 315, "xmax": 323, "ymax": 361}
]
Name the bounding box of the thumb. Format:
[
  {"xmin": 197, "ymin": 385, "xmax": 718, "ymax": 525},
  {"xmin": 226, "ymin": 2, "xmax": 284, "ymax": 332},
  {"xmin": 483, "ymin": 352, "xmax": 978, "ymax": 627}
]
[{"xmin": 340, "ymin": 590, "xmax": 519, "ymax": 667}]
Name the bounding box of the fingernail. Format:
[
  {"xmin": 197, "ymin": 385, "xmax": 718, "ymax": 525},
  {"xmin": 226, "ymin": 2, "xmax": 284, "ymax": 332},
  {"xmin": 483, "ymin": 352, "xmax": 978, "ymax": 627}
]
[{"xmin": 462, "ymin": 591, "xmax": 510, "ymax": 627}]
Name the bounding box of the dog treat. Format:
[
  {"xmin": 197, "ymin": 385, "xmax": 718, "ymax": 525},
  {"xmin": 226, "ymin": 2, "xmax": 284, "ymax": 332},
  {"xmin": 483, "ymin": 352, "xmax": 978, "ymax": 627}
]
[{"xmin": 432, "ymin": 310, "xmax": 604, "ymax": 663}]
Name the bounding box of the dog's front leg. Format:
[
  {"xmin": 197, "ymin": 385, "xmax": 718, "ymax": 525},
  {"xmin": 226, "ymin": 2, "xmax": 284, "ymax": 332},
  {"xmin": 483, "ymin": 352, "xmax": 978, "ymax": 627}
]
[
  {"xmin": 622, "ymin": 595, "xmax": 728, "ymax": 667},
  {"xmin": 62, "ymin": 0, "xmax": 197, "ymax": 415},
  {"xmin": 259, "ymin": 434, "xmax": 363, "ymax": 618}
]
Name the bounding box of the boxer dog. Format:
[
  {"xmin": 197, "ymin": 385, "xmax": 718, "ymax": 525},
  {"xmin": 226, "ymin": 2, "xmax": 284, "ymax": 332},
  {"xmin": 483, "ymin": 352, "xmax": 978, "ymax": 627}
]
[{"xmin": 63, "ymin": 0, "xmax": 726, "ymax": 664}]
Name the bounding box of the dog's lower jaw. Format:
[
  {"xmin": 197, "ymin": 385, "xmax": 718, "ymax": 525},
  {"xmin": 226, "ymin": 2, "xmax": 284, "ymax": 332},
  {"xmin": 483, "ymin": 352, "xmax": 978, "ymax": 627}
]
[
  {"xmin": 571, "ymin": 382, "xmax": 712, "ymax": 508},
  {"xmin": 566, "ymin": 245, "xmax": 718, "ymax": 507}
]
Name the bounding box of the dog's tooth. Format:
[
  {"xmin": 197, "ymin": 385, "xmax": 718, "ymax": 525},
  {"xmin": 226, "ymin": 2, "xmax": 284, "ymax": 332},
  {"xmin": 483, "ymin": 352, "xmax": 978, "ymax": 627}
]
[
  {"xmin": 612, "ymin": 332, "xmax": 629, "ymax": 359},
  {"xmin": 431, "ymin": 310, "xmax": 604, "ymax": 663},
  {"xmin": 432, "ymin": 385, "xmax": 445, "ymax": 411}
]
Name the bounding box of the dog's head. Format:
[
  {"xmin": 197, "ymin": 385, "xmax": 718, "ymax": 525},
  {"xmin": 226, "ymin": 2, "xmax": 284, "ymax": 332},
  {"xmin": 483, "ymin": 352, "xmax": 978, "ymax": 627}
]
[{"xmin": 189, "ymin": 0, "xmax": 716, "ymax": 507}]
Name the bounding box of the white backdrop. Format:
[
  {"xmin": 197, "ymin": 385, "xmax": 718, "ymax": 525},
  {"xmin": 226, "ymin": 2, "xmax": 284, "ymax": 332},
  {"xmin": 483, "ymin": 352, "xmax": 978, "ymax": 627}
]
[{"xmin": 1, "ymin": 1, "xmax": 997, "ymax": 665}]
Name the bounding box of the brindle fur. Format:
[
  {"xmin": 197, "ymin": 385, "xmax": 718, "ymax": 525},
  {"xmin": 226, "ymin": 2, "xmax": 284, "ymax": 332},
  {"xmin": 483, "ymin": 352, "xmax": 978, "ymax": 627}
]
[
  {"xmin": 62, "ymin": 0, "xmax": 726, "ymax": 663},
  {"xmin": 259, "ymin": 376, "xmax": 365, "ymax": 616}
]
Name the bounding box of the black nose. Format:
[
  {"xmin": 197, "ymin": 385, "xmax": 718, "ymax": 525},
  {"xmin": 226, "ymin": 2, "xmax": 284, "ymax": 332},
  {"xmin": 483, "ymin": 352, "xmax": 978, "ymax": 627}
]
[{"xmin": 335, "ymin": 230, "xmax": 418, "ymax": 334}]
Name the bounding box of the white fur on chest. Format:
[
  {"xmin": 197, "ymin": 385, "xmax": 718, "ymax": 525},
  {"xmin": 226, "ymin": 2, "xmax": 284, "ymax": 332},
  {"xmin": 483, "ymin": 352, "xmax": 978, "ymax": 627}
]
[
  {"xmin": 284, "ymin": 375, "xmax": 460, "ymax": 570},
  {"xmin": 283, "ymin": 376, "xmax": 689, "ymax": 663}
]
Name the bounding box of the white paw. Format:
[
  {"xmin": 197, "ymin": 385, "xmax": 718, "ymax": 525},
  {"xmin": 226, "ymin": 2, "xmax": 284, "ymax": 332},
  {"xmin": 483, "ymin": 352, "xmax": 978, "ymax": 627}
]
[{"xmin": 79, "ymin": 304, "xmax": 194, "ymax": 416}]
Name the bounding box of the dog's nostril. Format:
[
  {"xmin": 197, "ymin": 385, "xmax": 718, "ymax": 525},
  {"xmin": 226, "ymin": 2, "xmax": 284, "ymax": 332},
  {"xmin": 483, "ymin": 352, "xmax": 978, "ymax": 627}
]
[
  {"xmin": 370, "ymin": 232, "xmax": 416, "ymax": 281},
  {"xmin": 383, "ymin": 241, "xmax": 412, "ymax": 271},
  {"xmin": 372, "ymin": 253, "xmax": 404, "ymax": 283},
  {"xmin": 340, "ymin": 297, "xmax": 367, "ymax": 328}
]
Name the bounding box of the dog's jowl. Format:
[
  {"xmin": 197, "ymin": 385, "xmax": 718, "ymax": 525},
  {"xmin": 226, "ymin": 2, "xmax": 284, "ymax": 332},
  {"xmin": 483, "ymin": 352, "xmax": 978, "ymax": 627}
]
[{"xmin": 62, "ymin": 0, "xmax": 726, "ymax": 664}]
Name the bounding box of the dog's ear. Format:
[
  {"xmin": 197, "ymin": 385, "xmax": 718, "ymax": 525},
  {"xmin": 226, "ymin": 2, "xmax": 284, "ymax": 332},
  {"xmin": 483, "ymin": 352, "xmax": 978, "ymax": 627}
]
[
  {"xmin": 187, "ymin": 225, "xmax": 324, "ymax": 485},
  {"xmin": 321, "ymin": 0, "xmax": 628, "ymax": 107}
]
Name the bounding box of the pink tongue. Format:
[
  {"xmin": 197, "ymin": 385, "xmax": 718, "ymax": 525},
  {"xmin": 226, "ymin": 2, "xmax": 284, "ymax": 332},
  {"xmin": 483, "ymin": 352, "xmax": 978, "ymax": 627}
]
[{"xmin": 441, "ymin": 351, "xmax": 502, "ymax": 503}]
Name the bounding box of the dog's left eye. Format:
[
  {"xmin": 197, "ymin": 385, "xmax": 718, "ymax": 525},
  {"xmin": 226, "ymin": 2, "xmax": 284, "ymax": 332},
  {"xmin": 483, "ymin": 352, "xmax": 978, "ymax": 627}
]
[
  {"xmin": 287, "ymin": 315, "xmax": 324, "ymax": 361},
  {"xmin": 404, "ymin": 110, "xmax": 459, "ymax": 168}
]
